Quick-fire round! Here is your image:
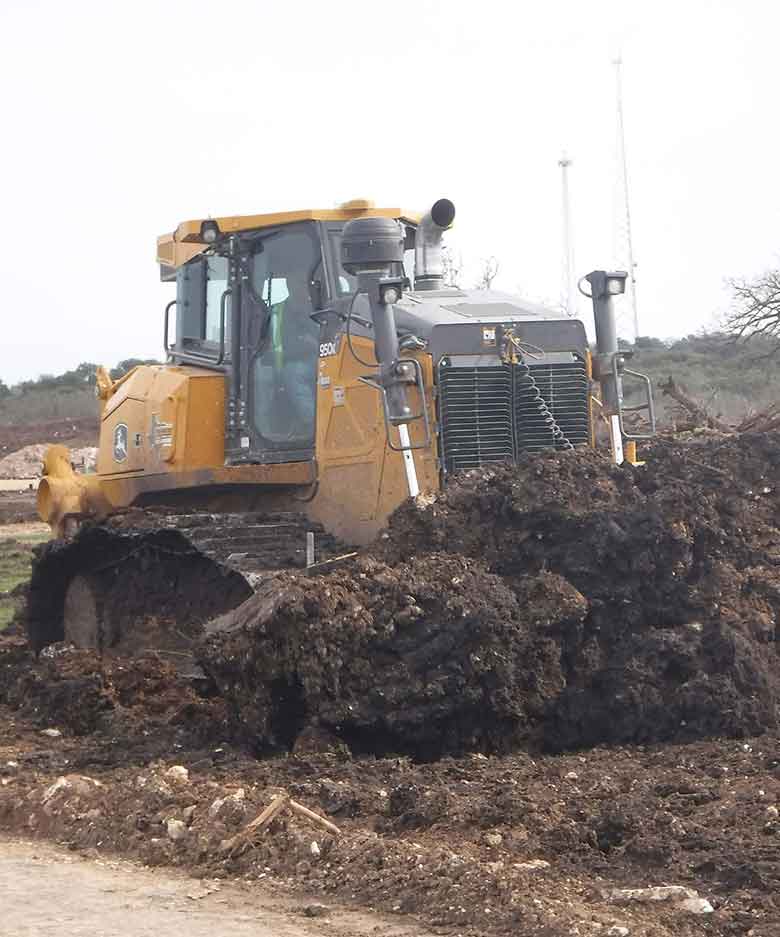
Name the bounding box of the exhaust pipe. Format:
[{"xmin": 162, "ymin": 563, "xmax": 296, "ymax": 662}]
[
  {"xmin": 414, "ymin": 198, "xmax": 456, "ymax": 291},
  {"xmin": 583, "ymin": 269, "xmax": 656, "ymax": 464},
  {"xmin": 585, "ymin": 270, "xmax": 626, "ymax": 415}
]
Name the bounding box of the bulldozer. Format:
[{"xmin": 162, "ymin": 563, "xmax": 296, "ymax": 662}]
[{"xmin": 29, "ymin": 198, "xmax": 654, "ymax": 653}]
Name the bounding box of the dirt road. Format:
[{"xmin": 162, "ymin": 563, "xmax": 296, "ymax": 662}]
[
  {"xmin": 0, "ymin": 480, "xmax": 37, "ymax": 491},
  {"xmin": 0, "ymin": 838, "xmax": 435, "ymax": 937}
]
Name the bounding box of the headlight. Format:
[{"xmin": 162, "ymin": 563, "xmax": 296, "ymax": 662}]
[
  {"xmin": 200, "ymin": 220, "xmax": 220, "ymax": 244},
  {"xmin": 606, "ymin": 273, "xmax": 628, "ymax": 295}
]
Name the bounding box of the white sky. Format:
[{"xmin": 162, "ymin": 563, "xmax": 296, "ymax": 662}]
[{"xmin": 2, "ymin": 0, "xmax": 779, "ymax": 383}]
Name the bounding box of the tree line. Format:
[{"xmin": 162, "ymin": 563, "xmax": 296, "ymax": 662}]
[{"xmin": 0, "ymin": 359, "xmax": 160, "ymax": 400}]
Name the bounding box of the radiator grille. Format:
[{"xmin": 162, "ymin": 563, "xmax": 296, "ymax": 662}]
[{"xmin": 438, "ymin": 358, "xmax": 590, "ymax": 473}]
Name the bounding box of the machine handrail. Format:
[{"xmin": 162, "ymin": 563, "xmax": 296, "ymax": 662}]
[
  {"xmin": 163, "ymin": 299, "xmax": 177, "ymax": 355},
  {"xmin": 165, "ymin": 290, "xmax": 229, "ymax": 366}
]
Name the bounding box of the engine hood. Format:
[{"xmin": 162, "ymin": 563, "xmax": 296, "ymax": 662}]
[{"xmin": 392, "ymin": 287, "xmax": 589, "ymax": 362}]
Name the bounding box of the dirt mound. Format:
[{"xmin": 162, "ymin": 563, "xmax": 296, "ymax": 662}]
[
  {"xmin": 0, "ymin": 417, "xmax": 98, "ymax": 456},
  {"xmin": 0, "ymin": 443, "xmax": 97, "ymax": 479},
  {"xmin": 199, "ymin": 555, "xmax": 586, "ymax": 758},
  {"xmin": 0, "ymin": 636, "xmax": 226, "ymax": 745},
  {"xmin": 381, "ymin": 432, "xmax": 780, "ymax": 573},
  {"xmin": 0, "ymin": 444, "xmax": 48, "ymax": 479},
  {"xmin": 200, "ymin": 433, "xmax": 780, "ymax": 756}
]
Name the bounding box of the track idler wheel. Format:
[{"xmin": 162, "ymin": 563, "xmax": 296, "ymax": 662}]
[{"xmin": 62, "ymin": 574, "xmax": 114, "ymax": 650}]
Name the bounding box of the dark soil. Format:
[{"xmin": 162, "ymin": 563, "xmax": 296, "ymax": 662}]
[
  {"xmin": 0, "ymin": 491, "xmax": 37, "ymax": 525},
  {"xmin": 0, "ymin": 637, "xmax": 228, "ymax": 750},
  {"xmin": 2, "ymin": 432, "xmax": 780, "ymax": 934},
  {"xmin": 0, "ymin": 685, "xmax": 777, "ymax": 936},
  {"xmin": 199, "ymin": 432, "xmax": 780, "ymax": 756},
  {"xmin": 200, "ymin": 556, "xmax": 586, "ymax": 758}
]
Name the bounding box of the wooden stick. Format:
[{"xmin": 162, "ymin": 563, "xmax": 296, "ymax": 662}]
[
  {"xmin": 224, "ymin": 792, "xmax": 290, "ymax": 854},
  {"xmin": 242, "ymin": 792, "xmax": 290, "ymax": 837},
  {"xmin": 303, "ymin": 552, "xmax": 359, "ymax": 576},
  {"xmin": 288, "ymin": 798, "xmax": 341, "ymax": 837}
]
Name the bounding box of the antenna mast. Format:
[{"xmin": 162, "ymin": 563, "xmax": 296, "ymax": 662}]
[
  {"xmin": 613, "ymin": 57, "xmax": 639, "ymax": 339},
  {"xmin": 558, "ymin": 153, "xmax": 576, "ymax": 317}
]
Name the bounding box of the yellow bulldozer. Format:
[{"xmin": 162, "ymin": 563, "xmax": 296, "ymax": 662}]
[{"xmin": 29, "ymin": 198, "xmax": 654, "ymax": 652}]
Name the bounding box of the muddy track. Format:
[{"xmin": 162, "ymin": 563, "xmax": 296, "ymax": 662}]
[{"xmin": 25, "ymin": 510, "xmax": 345, "ymax": 652}]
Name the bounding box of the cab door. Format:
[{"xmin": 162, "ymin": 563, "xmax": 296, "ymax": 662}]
[{"xmin": 245, "ymin": 222, "xmax": 323, "ymax": 463}]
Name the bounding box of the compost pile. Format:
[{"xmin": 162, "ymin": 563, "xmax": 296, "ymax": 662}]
[
  {"xmin": 199, "ymin": 431, "xmax": 780, "ymax": 757},
  {"xmin": 0, "ymin": 635, "xmax": 227, "ymax": 749}
]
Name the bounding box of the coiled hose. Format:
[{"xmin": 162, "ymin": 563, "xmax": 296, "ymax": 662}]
[{"xmin": 514, "ymin": 355, "xmax": 574, "ymax": 451}]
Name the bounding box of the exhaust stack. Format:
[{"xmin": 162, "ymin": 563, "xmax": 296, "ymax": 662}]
[
  {"xmin": 583, "ymin": 269, "xmax": 656, "ymax": 463},
  {"xmin": 414, "ymin": 199, "xmax": 456, "ymax": 291},
  {"xmin": 341, "ymin": 214, "xmax": 433, "ymax": 497}
]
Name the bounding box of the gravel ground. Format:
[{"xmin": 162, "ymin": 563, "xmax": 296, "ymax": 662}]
[{"xmin": 0, "ymin": 837, "xmax": 437, "ymax": 937}]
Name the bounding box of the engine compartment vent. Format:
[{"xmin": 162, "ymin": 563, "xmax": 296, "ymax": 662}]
[{"xmin": 437, "ymin": 356, "xmax": 590, "ymax": 474}]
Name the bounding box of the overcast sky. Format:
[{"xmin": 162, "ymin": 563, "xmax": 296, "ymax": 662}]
[{"xmin": 2, "ymin": 0, "xmax": 778, "ymax": 383}]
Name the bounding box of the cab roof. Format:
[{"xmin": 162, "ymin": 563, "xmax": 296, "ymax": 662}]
[{"xmin": 157, "ymin": 199, "xmax": 422, "ymax": 274}]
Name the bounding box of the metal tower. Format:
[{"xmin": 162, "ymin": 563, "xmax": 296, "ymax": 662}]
[
  {"xmin": 558, "ymin": 153, "xmax": 577, "ymax": 317},
  {"xmin": 612, "ymin": 57, "xmax": 639, "ymax": 339}
]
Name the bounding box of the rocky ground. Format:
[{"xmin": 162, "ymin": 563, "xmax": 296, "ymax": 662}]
[
  {"xmin": 0, "ymin": 672, "xmax": 777, "ymax": 936},
  {"xmin": 1, "ymin": 430, "xmax": 780, "ymax": 934},
  {"xmin": 2, "ymin": 837, "xmax": 435, "ymax": 937},
  {"xmin": 0, "ymin": 442, "xmax": 97, "ymax": 479}
]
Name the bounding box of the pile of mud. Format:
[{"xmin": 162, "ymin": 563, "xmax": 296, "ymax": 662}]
[
  {"xmin": 0, "ymin": 636, "xmax": 226, "ymax": 746},
  {"xmin": 200, "ymin": 556, "xmax": 586, "ymax": 757},
  {"xmin": 200, "ymin": 432, "xmax": 780, "ymax": 756}
]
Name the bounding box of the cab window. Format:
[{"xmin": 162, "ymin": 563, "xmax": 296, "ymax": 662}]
[
  {"xmin": 205, "ymin": 256, "xmax": 229, "ymax": 344},
  {"xmin": 249, "ymin": 223, "xmax": 322, "ymax": 453},
  {"xmin": 174, "ymin": 255, "xmax": 230, "ymax": 353},
  {"xmin": 176, "ymin": 259, "xmax": 205, "ymax": 341}
]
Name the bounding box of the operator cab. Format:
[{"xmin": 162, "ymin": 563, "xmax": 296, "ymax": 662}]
[
  {"xmin": 169, "ymin": 220, "xmax": 354, "ymax": 465},
  {"xmin": 163, "ymin": 201, "xmax": 425, "ymax": 469}
]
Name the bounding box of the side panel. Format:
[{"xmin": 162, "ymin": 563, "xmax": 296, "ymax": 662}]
[
  {"xmin": 310, "ymin": 337, "xmax": 439, "ymax": 544},
  {"xmin": 98, "ymin": 366, "xmax": 226, "ymax": 479},
  {"xmin": 97, "ymin": 398, "xmax": 147, "ymax": 475}
]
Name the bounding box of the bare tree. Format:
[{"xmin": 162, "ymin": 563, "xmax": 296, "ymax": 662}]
[
  {"xmin": 441, "ymin": 246, "xmax": 463, "ymax": 288},
  {"xmin": 658, "ymin": 377, "xmax": 730, "ymax": 432},
  {"xmin": 726, "ymin": 269, "xmax": 780, "ymax": 344},
  {"xmin": 475, "ymin": 256, "xmax": 499, "ymax": 290}
]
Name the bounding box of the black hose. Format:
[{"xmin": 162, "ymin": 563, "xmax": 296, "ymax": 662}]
[{"xmin": 345, "ymin": 292, "xmax": 378, "ymax": 369}]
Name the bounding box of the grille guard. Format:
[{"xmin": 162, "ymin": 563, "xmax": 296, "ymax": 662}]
[{"xmin": 436, "ymin": 352, "xmax": 590, "ymax": 474}]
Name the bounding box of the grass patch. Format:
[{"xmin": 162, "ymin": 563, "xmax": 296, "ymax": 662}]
[{"xmin": 0, "ymin": 531, "xmax": 45, "ymax": 630}]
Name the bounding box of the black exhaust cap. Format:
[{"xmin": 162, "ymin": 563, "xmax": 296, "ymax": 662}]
[{"xmin": 430, "ymin": 198, "xmax": 456, "ymax": 229}]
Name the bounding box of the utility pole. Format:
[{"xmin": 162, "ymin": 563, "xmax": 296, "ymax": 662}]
[
  {"xmin": 558, "ymin": 153, "xmax": 577, "ymax": 317},
  {"xmin": 613, "ymin": 57, "xmax": 639, "ymax": 340}
]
